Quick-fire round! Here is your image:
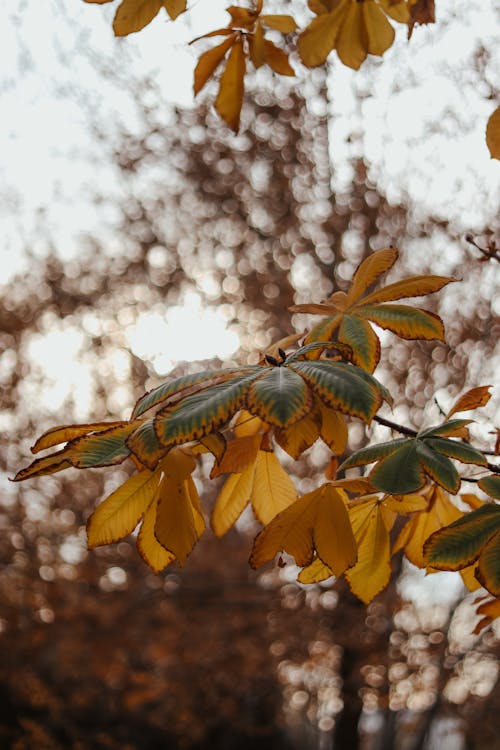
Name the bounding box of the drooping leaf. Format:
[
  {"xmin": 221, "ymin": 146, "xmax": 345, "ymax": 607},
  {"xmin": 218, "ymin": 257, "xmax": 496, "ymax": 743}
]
[
  {"xmin": 250, "ymin": 484, "xmax": 355, "ymax": 575},
  {"xmin": 297, "ymin": 0, "xmax": 349, "ymax": 67},
  {"xmin": 262, "ymin": 39, "xmax": 294, "ymax": 76},
  {"xmin": 336, "ymin": 1, "xmax": 366, "ymax": 70},
  {"xmin": 394, "ymin": 485, "xmax": 463, "ymax": 568},
  {"xmin": 275, "ymin": 409, "xmax": 322, "ymax": 459},
  {"xmin": 211, "ymin": 463, "xmax": 256, "ymax": 537},
  {"xmin": 215, "ymin": 38, "xmax": 246, "ymax": 132},
  {"xmin": 247, "ymin": 366, "xmax": 312, "ymax": 428},
  {"xmin": 154, "ymin": 473, "xmax": 204, "ymax": 564},
  {"xmin": 414, "ymin": 440, "xmax": 460, "ymax": 494},
  {"xmin": 446, "ymin": 386, "xmax": 492, "ymax": 419},
  {"xmin": 87, "ymin": 469, "xmax": 161, "ymax": 548},
  {"xmin": 297, "ymin": 556, "xmax": 334, "ymax": 584},
  {"xmin": 486, "ymin": 106, "xmax": 500, "ymax": 160},
  {"xmin": 251, "ymin": 450, "xmax": 298, "ymax": 525},
  {"xmin": 249, "ymin": 21, "xmax": 266, "ymax": 68},
  {"xmin": 210, "ymin": 433, "xmax": 262, "ymax": 478},
  {"xmin": 369, "ymin": 441, "xmax": 425, "ymax": 494},
  {"xmin": 164, "ymin": 0, "xmax": 186, "ymax": 20},
  {"xmin": 346, "ymin": 496, "xmax": 393, "ymax": 603},
  {"xmin": 194, "ymin": 35, "xmax": 236, "ymax": 95},
  {"xmin": 473, "ymin": 597, "xmax": 500, "ymax": 634},
  {"xmin": 318, "ymin": 402, "xmax": 348, "ymax": 455},
  {"xmin": 113, "ymin": 0, "xmax": 163, "ymax": 36},
  {"xmin": 362, "ymin": 0, "xmax": 395, "ymax": 56},
  {"xmin": 137, "ymin": 496, "xmax": 176, "ymax": 573}
]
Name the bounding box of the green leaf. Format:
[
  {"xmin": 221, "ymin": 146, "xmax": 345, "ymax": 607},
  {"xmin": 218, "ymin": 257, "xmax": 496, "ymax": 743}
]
[
  {"xmin": 478, "ymin": 475, "xmax": 500, "ymax": 500},
  {"xmin": 132, "ymin": 368, "xmax": 247, "ymax": 418},
  {"xmin": 415, "ymin": 440, "xmax": 460, "ymax": 493},
  {"xmin": 246, "ymin": 366, "xmax": 312, "ymax": 427},
  {"xmin": 476, "ymin": 531, "xmax": 500, "ymax": 596},
  {"xmin": 357, "ymin": 304, "xmax": 445, "ymax": 340},
  {"xmin": 339, "ymin": 438, "xmax": 410, "ymax": 471},
  {"xmin": 69, "ymin": 422, "xmax": 139, "ymax": 468},
  {"xmin": 338, "ymin": 314, "xmax": 380, "ymax": 372},
  {"xmin": 304, "ymin": 316, "xmax": 342, "ymax": 345},
  {"xmin": 369, "ymin": 441, "xmax": 425, "ymax": 494},
  {"xmin": 126, "ymin": 419, "xmax": 167, "ymax": 470},
  {"xmin": 425, "ymin": 437, "xmax": 487, "ymax": 466},
  {"xmin": 289, "ymin": 360, "xmax": 383, "ymax": 423},
  {"xmin": 419, "ymin": 419, "xmax": 473, "ymax": 438},
  {"xmin": 425, "ymin": 504, "xmax": 500, "ymax": 569},
  {"xmin": 284, "ymin": 340, "xmax": 351, "ymax": 363},
  {"xmin": 155, "ymin": 372, "xmax": 261, "ymax": 446}
]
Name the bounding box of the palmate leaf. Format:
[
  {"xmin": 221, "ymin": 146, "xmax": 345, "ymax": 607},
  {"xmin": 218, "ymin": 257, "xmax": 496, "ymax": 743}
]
[
  {"xmin": 294, "ymin": 248, "xmax": 453, "ymax": 371},
  {"xmin": 340, "ymin": 425, "xmax": 487, "ymax": 495},
  {"xmin": 250, "ymin": 484, "xmax": 356, "ymax": 576}
]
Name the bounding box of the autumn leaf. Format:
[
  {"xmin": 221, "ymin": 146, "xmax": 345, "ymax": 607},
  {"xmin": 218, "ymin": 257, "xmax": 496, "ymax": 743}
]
[
  {"xmin": 87, "ymin": 469, "xmax": 160, "ymax": 548},
  {"xmin": 293, "ymin": 248, "xmax": 454, "ymax": 372},
  {"xmin": 113, "ymin": 0, "xmax": 164, "ymax": 36},
  {"xmin": 394, "ymin": 484, "xmax": 463, "ymax": 568},
  {"xmin": 250, "ymin": 484, "xmax": 356, "ymax": 576},
  {"xmin": 137, "ymin": 496, "xmax": 176, "ymax": 572},
  {"xmin": 298, "ymin": 0, "xmax": 402, "ymax": 71},
  {"xmin": 194, "ymin": 36, "xmax": 236, "ymax": 95},
  {"xmin": 486, "ymin": 106, "xmax": 500, "ymax": 160},
  {"xmin": 446, "ymin": 385, "xmax": 492, "ymax": 419},
  {"xmin": 408, "ymin": 0, "xmax": 435, "ymax": 39},
  {"xmin": 424, "ymin": 503, "xmax": 500, "ymax": 596},
  {"xmin": 473, "ymin": 596, "xmax": 500, "ymax": 634},
  {"xmin": 215, "ymin": 38, "xmax": 246, "ymax": 132}
]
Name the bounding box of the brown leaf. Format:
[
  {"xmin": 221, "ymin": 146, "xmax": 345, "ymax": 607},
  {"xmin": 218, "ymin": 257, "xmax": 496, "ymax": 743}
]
[
  {"xmin": 408, "ymin": 0, "xmax": 435, "ymax": 39},
  {"xmin": 193, "ymin": 35, "xmax": 235, "ymax": 95},
  {"xmin": 215, "ymin": 38, "xmax": 246, "ymax": 132}
]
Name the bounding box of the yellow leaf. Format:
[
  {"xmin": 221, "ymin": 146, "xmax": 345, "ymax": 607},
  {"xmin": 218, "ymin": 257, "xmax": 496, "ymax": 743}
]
[
  {"xmin": 252, "ymin": 450, "xmax": 297, "ymax": 525},
  {"xmin": 460, "ymin": 564, "xmax": 482, "ymax": 592},
  {"xmin": 275, "ymin": 410, "xmax": 321, "ymax": 459},
  {"xmin": 164, "ymin": 0, "xmax": 186, "ymax": 20},
  {"xmin": 379, "ymin": 0, "xmax": 410, "ymax": 23},
  {"xmin": 298, "ymin": 556, "xmax": 333, "ymax": 584},
  {"xmin": 250, "ymin": 483, "xmax": 354, "ymax": 574},
  {"xmin": 261, "ymin": 14, "xmax": 298, "ymax": 33},
  {"xmin": 345, "ymin": 248, "xmax": 398, "ymax": 306},
  {"xmin": 383, "ymin": 493, "xmax": 429, "ymax": 513},
  {"xmin": 154, "ymin": 473, "xmax": 204, "ymax": 563},
  {"xmin": 160, "ymin": 447, "xmax": 197, "ymax": 480},
  {"xmin": 486, "ymin": 106, "xmax": 500, "ymax": 160},
  {"xmin": 137, "ymin": 496, "xmax": 176, "ymax": 572},
  {"xmin": 298, "ymin": 0, "xmax": 349, "ymax": 67},
  {"xmin": 336, "ymin": 1, "xmax": 367, "ymax": 70},
  {"xmin": 346, "ymin": 497, "xmax": 392, "ymax": 603},
  {"xmin": 215, "ymin": 38, "xmax": 246, "ymax": 132},
  {"xmin": 314, "ymin": 485, "xmax": 357, "ymax": 575},
  {"xmin": 461, "ymin": 493, "xmax": 484, "ymax": 510},
  {"xmin": 362, "ymin": 0, "xmax": 395, "ymax": 56},
  {"xmin": 87, "ymin": 470, "xmax": 161, "ymax": 548},
  {"xmin": 446, "ymin": 386, "xmax": 492, "ymax": 419},
  {"xmin": 393, "ymin": 485, "xmax": 463, "ymax": 568},
  {"xmin": 319, "ymin": 401, "xmax": 348, "ymax": 454},
  {"xmin": 210, "ymin": 434, "xmax": 262, "ymax": 477},
  {"xmin": 250, "ymin": 492, "xmax": 319, "ymax": 568},
  {"xmin": 233, "ymin": 410, "xmax": 265, "ymax": 438},
  {"xmin": 113, "ymin": 0, "xmax": 163, "ymax": 36},
  {"xmin": 211, "ymin": 463, "xmax": 255, "ymax": 536},
  {"xmin": 193, "ymin": 35, "xmax": 235, "ymax": 95}
]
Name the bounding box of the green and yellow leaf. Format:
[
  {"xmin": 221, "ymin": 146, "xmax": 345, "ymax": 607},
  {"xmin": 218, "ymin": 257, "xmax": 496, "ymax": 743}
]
[
  {"xmin": 31, "ymin": 421, "xmax": 128, "ymax": 454},
  {"xmin": 357, "ymin": 304, "xmax": 445, "ymax": 340},
  {"xmin": 424, "ymin": 504, "xmax": 500, "ymax": 570},
  {"xmin": 479, "ymin": 475, "xmax": 500, "ymax": 500},
  {"xmin": 247, "ymin": 366, "xmax": 312, "ymax": 428}
]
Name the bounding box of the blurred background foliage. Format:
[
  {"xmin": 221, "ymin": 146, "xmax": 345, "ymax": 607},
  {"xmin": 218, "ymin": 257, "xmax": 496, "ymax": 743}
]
[{"xmin": 1, "ymin": 1, "xmax": 499, "ymax": 748}]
